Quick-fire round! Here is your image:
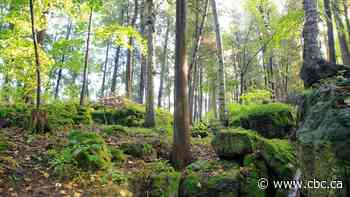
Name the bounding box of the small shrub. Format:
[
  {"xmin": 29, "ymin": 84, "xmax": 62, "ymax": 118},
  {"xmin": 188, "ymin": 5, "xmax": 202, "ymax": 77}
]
[
  {"xmin": 191, "ymin": 122, "xmax": 209, "ymax": 138},
  {"xmin": 101, "ymin": 125, "xmax": 128, "ymax": 136},
  {"xmin": 48, "ymin": 131, "xmax": 111, "ymax": 177},
  {"xmin": 110, "ymin": 148, "xmax": 127, "ymax": 163},
  {"xmin": 0, "ymin": 104, "xmax": 30, "ymax": 127},
  {"xmin": 100, "ymin": 169, "xmax": 128, "ymax": 185},
  {"xmin": 241, "ymin": 89, "xmax": 272, "ymax": 104},
  {"xmin": 120, "ymin": 143, "xmax": 155, "ymax": 159}
]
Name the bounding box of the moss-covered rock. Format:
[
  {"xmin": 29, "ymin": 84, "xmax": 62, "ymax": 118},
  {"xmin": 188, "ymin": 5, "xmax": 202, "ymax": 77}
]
[
  {"xmin": 211, "ymin": 129, "xmax": 258, "ymax": 160},
  {"xmin": 120, "ymin": 143, "xmax": 156, "ymax": 160},
  {"xmin": 181, "ymin": 160, "xmax": 241, "ymax": 197},
  {"xmin": 91, "ymin": 98, "xmax": 173, "ymax": 130},
  {"xmin": 131, "ymin": 161, "xmax": 181, "ymax": 197},
  {"xmin": 228, "ymin": 103, "xmax": 295, "ymax": 138},
  {"xmin": 297, "ymin": 79, "xmax": 350, "ymax": 197}
]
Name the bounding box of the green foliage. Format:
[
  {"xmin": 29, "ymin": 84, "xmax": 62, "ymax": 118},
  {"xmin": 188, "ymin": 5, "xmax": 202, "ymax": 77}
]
[
  {"xmin": 191, "ymin": 122, "xmax": 209, "ymax": 138},
  {"xmin": 101, "ymin": 125, "xmax": 128, "ymax": 136},
  {"xmin": 119, "ymin": 143, "xmax": 155, "ymax": 159},
  {"xmin": 241, "ymin": 89, "xmax": 272, "ymax": 104},
  {"xmin": 48, "ymin": 131, "xmax": 111, "ymax": 177},
  {"xmin": 109, "ymin": 148, "xmax": 127, "ymax": 163},
  {"xmin": 131, "ymin": 161, "xmax": 181, "ymax": 197},
  {"xmin": 0, "ymin": 104, "xmax": 30, "ymax": 127},
  {"xmin": 99, "ymin": 169, "xmax": 128, "ymax": 185}
]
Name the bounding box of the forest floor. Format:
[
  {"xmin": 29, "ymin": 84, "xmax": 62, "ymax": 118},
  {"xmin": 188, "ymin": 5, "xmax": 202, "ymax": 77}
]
[{"xmin": 0, "ymin": 126, "xmax": 217, "ymax": 197}]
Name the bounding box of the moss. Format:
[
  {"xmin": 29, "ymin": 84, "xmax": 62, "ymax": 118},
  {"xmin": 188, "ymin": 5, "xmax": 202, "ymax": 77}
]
[
  {"xmin": 257, "ymin": 139, "xmax": 296, "ymax": 179},
  {"xmin": 149, "ymin": 171, "xmax": 181, "ymax": 197},
  {"xmin": 131, "ymin": 161, "xmax": 180, "ymax": 197},
  {"xmin": 120, "ymin": 143, "xmax": 156, "ymax": 159},
  {"xmin": 211, "ymin": 128, "xmax": 259, "ymax": 159},
  {"xmin": 227, "ymin": 103, "xmax": 295, "ymax": 138},
  {"xmin": 181, "ymin": 160, "xmax": 240, "ymax": 197}
]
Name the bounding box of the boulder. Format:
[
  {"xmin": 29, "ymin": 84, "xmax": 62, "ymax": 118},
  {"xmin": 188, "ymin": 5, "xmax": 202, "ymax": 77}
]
[
  {"xmin": 297, "ymin": 79, "xmax": 350, "ymax": 197},
  {"xmin": 181, "ymin": 160, "xmax": 241, "ymax": 197},
  {"xmin": 211, "ymin": 129, "xmax": 257, "ymax": 160}
]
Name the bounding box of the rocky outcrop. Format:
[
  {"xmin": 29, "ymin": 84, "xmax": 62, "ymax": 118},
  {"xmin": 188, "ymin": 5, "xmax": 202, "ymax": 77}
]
[{"xmin": 297, "ymin": 78, "xmax": 350, "ymax": 197}]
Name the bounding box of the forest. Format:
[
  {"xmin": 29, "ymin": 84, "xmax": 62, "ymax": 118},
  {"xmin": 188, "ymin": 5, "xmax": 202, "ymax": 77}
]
[{"xmin": 0, "ymin": 0, "xmax": 349, "ymax": 196}]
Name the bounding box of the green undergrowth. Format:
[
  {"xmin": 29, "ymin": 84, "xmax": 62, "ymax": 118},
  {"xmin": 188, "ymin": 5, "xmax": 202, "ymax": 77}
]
[
  {"xmin": 91, "ymin": 100, "xmax": 173, "ymax": 132},
  {"xmin": 47, "ymin": 130, "xmax": 126, "ymax": 178},
  {"xmin": 0, "ymin": 102, "xmax": 92, "ymax": 129}
]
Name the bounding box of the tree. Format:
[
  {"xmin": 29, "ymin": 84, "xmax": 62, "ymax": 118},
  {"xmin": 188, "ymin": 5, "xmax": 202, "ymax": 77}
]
[
  {"xmin": 100, "ymin": 42, "xmax": 110, "ymax": 97},
  {"xmin": 80, "ymin": 6, "xmax": 93, "ymax": 106},
  {"xmin": 171, "ymin": 0, "xmax": 192, "ymax": 170},
  {"xmin": 333, "ymin": 0, "xmax": 350, "ymax": 65},
  {"xmin": 125, "ymin": 0, "xmax": 139, "ymax": 99},
  {"xmin": 158, "ymin": 16, "xmax": 170, "ymax": 108},
  {"xmin": 29, "ymin": 0, "xmax": 49, "ymax": 132},
  {"xmin": 144, "ymin": 0, "xmax": 156, "ymax": 127},
  {"xmin": 300, "ymin": 0, "xmax": 322, "ymax": 87},
  {"xmin": 323, "ymin": 0, "xmax": 336, "ymax": 63},
  {"xmin": 210, "ymin": 0, "xmax": 227, "ymax": 126}
]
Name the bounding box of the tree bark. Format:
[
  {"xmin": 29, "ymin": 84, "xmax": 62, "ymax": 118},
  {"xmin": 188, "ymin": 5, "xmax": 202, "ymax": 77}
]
[
  {"xmin": 80, "ymin": 7, "xmax": 93, "ymax": 106},
  {"xmin": 211, "ymin": 0, "xmax": 227, "ymax": 126},
  {"xmin": 171, "ymin": 0, "xmax": 192, "ymax": 170},
  {"xmin": 300, "ymin": 0, "xmax": 322, "ymax": 87},
  {"xmin": 333, "ymin": 0, "xmax": 350, "ymax": 65},
  {"xmin": 125, "ymin": 0, "xmax": 139, "ymax": 99},
  {"xmin": 138, "ymin": 1, "xmax": 146, "ymax": 103},
  {"xmin": 101, "ymin": 42, "xmax": 110, "ymax": 97},
  {"xmin": 343, "ymin": 0, "xmax": 350, "ymax": 40},
  {"xmin": 144, "ymin": 0, "xmax": 156, "ymax": 128},
  {"xmin": 29, "ymin": 0, "xmax": 41, "ymax": 109},
  {"xmin": 157, "ymin": 17, "xmax": 170, "ymax": 108},
  {"xmin": 324, "ymin": 0, "xmax": 337, "ymax": 63},
  {"xmin": 55, "ymin": 21, "xmax": 72, "ymax": 99}
]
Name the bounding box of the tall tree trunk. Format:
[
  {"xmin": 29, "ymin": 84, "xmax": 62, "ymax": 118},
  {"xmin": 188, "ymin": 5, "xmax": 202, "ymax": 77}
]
[
  {"xmin": 29, "ymin": 0, "xmax": 41, "ymax": 109},
  {"xmin": 158, "ymin": 17, "xmax": 170, "ymax": 108},
  {"xmin": 301, "ymin": 0, "xmax": 322, "ymax": 87},
  {"xmin": 80, "ymin": 7, "xmax": 93, "ymax": 106},
  {"xmin": 125, "ymin": 0, "xmax": 139, "ymax": 99},
  {"xmin": 198, "ymin": 62, "xmax": 203, "ymax": 121},
  {"xmin": 55, "ymin": 21, "xmax": 72, "ymax": 99},
  {"xmin": 333, "ymin": 0, "xmax": 350, "ymax": 65},
  {"xmin": 324, "ymin": 0, "xmax": 337, "ymax": 63},
  {"xmin": 211, "ymin": 0, "xmax": 227, "ymax": 126},
  {"xmin": 138, "ymin": 1, "xmax": 146, "ymax": 103},
  {"xmin": 189, "ymin": 0, "xmax": 209, "ymax": 123},
  {"xmin": 144, "ymin": 0, "xmax": 156, "ymax": 127},
  {"xmin": 343, "ymin": 0, "xmax": 350, "ymax": 39},
  {"xmin": 101, "ymin": 42, "xmax": 110, "ymax": 97},
  {"xmin": 171, "ymin": 0, "xmax": 192, "ymax": 170},
  {"xmin": 111, "ymin": 9, "xmax": 125, "ymax": 96}
]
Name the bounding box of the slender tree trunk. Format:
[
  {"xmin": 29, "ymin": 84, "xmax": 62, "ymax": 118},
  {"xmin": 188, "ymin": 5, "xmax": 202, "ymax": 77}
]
[
  {"xmin": 138, "ymin": 1, "xmax": 146, "ymax": 103},
  {"xmin": 199, "ymin": 62, "xmax": 203, "ymax": 121},
  {"xmin": 343, "ymin": 0, "xmax": 350, "ymax": 39},
  {"xmin": 301, "ymin": 0, "xmax": 322, "ymax": 87},
  {"xmin": 111, "ymin": 9, "xmax": 125, "ymax": 96},
  {"xmin": 126, "ymin": 0, "xmax": 139, "ymax": 99},
  {"xmin": 171, "ymin": 0, "xmax": 192, "ymax": 170},
  {"xmin": 333, "ymin": 0, "xmax": 350, "ymax": 65},
  {"xmin": 55, "ymin": 22, "xmax": 72, "ymax": 99},
  {"xmin": 211, "ymin": 0, "xmax": 226, "ymax": 126},
  {"xmin": 158, "ymin": 17, "xmax": 170, "ymax": 108},
  {"xmin": 80, "ymin": 7, "xmax": 93, "ymax": 106},
  {"xmin": 144, "ymin": 0, "xmax": 156, "ymax": 127},
  {"xmin": 324, "ymin": 0, "xmax": 337, "ymax": 63},
  {"xmin": 29, "ymin": 0, "xmax": 41, "ymax": 109},
  {"xmin": 101, "ymin": 42, "xmax": 110, "ymax": 97},
  {"xmin": 189, "ymin": 0, "xmax": 209, "ymax": 123}
]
